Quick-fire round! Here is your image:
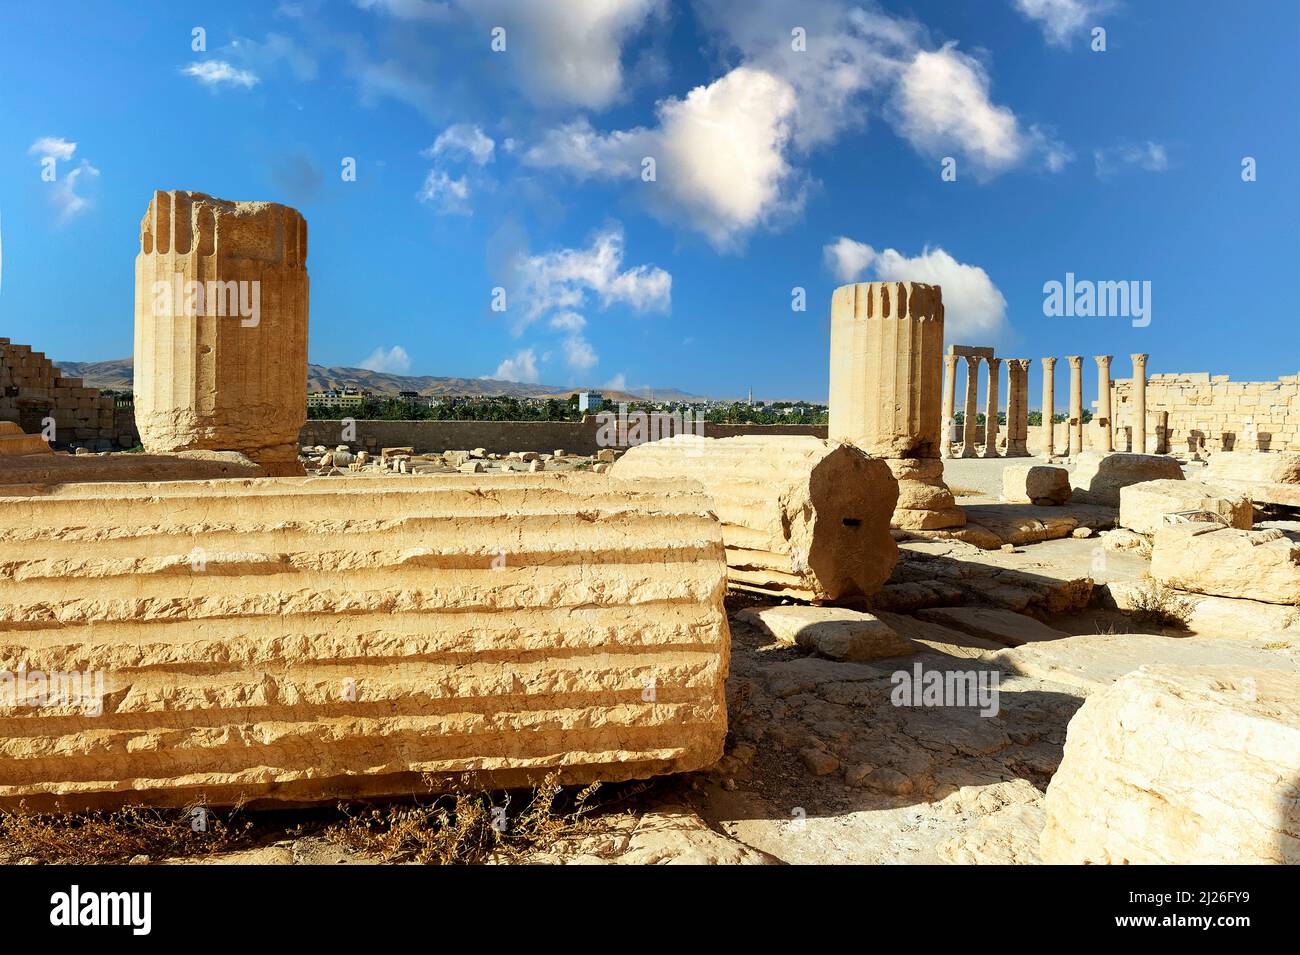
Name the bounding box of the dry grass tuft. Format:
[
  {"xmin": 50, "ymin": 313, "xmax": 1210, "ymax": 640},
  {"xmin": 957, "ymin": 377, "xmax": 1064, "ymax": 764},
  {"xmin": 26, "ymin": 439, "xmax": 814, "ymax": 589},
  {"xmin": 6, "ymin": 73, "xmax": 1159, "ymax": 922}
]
[
  {"xmin": 1126, "ymin": 576, "xmax": 1196, "ymax": 630},
  {"xmin": 0, "ymin": 800, "xmax": 254, "ymax": 865},
  {"xmin": 324, "ymin": 773, "xmax": 613, "ymax": 865}
]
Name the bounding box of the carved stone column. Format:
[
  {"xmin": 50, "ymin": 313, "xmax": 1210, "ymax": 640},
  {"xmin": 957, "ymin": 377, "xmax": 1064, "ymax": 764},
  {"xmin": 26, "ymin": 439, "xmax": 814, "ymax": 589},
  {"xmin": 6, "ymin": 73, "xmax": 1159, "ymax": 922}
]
[
  {"xmin": 1131, "ymin": 353, "xmax": 1149, "ymax": 453},
  {"xmin": 1067, "ymin": 356, "xmax": 1084, "ymax": 456},
  {"xmin": 1095, "ymin": 355, "xmax": 1114, "ymax": 452},
  {"xmin": 983, "ymin": 358, "xmax": 1002, "ymax": 458},
  {"xmin": 1041, "ymin": 357, "xmax": 1056, "ymax": 458}
]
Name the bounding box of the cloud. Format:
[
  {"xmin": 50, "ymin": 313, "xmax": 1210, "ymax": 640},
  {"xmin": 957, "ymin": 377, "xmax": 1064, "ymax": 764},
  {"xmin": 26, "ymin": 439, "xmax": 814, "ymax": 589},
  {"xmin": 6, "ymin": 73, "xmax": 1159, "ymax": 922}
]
[
  {"xmin": 823, "ymin": 237, "xmax": 877, "ymax": 284},
  {"xmin": 455, "ymin": 0, "xmax": 664, "ymax": 109},
  {"xmin": 825, "ymin": 239, "xmax": 1007, "ymax": 339},
  {"xmin": 353, "ymin": 0, "xmax": 451, "ymax": 20},
  {"xmin": 548, "ymin": 311, "xmax": 586, "ymax": 332},
  {"xmin": 605, "ymin": 373, "xmax": 627, "ymax": 391},
  {"xmin": 1013, "ymin": 0, "xmax": 1110, "ymax": 47},
  {"xmin": 891, "ymin": 43, "xmax": 1067, "ymax": 178},
  {"xmin": 28, "ymin": 137, "xmax": 77, "ymax": 161},
  {"xmin": 1094, "ymin": 140, "xmax": 1169, "ymax": 178},
  {"xmin": 416, "ymin": 169, "xmax": 472, "ymax": 215},
  {"xmin": 526, "ymin": 0, "xmax": 1065, "ymax": 248},
  {"xmin": 490, "ymin": 349, "xmax": 539, "ymax": 383},
  {"xmin": 524, "ymin": 66, "xmax": 801, "ymax": 251},
  {"xmin": 182, "ymin": 60, "xmax": 260, "ymax": 88},
  {"xmin": 359, "ymin": 345, "xmax": 412, "ymax": 374},
  {"xmin": 561, "ymin": 335, "xmax": 599, "ymax": 371},
  {"xmin": 510, "ymin": 224, "xmax": 671, "ymax": 328},
  {"xmin": 425, "ymin": 123, "xmax": 495, "ymax": 165}
]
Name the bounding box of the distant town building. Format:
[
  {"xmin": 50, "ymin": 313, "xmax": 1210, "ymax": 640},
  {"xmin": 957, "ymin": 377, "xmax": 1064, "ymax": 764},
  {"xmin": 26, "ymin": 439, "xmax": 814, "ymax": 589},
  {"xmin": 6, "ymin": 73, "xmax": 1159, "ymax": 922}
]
[
  {"xmin": 307, "ymin": 388, "xmax": 367, "ymax": 411},
  {"xmin": 578, "ymin": 391, "xmax": 605, "ymax": 413}
]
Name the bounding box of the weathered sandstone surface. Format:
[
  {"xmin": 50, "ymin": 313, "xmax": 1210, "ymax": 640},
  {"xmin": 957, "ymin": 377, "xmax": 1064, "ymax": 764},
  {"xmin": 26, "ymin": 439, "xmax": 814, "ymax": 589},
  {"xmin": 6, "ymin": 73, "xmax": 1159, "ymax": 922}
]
[
  {"xmin": 735, "ymin": 605, "xmax": 915, "ymax": 662},
  {"xmin": 134, "ymin": 191, "xmax": 308, "ymax": 476},
  {"xmin": 1070, "ymin": 451, "xmax": 1183, "ymax": 506},
  {"xmin": 612, "ymin": 434, "xmax": 899, "ymax": 602},
  {"xmin": 0, "ymin": 473, "xmax": 730, "ymax": 810},
  {"xmin": 1041, "ymin": 666, "xmax": 1300, "ymax": 864},
  {"xmin": 1151, "ymin": 523, "xmax": 1300, "ymax": 604},
  {"xmin": 1119, "ymin": 478, "xmax": 1252, "ymax": 535},
  {"xmin": 0, "ymin": 450, "xmax": 264, "ymax": 486},
  {"xmin": 0, "ymin": 422, "xmax": 52, "ymax": 457},
  {"xmin": 1205, "ymin": 450, "xmax": 1300, "ymax": 507},
  {"xmin": 1001, "ymin": 464, "xmax": 1070, "ymax": 506}
]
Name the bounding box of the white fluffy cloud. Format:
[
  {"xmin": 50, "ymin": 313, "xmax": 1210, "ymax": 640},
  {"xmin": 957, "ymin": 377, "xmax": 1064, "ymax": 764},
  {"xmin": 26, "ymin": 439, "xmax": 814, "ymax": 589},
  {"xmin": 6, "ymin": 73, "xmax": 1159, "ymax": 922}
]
[
  {"xmin": 1094, "ymin": 140, "xmax": 1169, "ymax": 178},
  {"xmin": 822, "ymin": 238, "xmax": 1007, "ymax": 339},
  {"xmin": 511, "ymin": 224, "xmax": 670, "ymax": 328},
  {"xmin": 1014, "ymin": 0, "xmax": 1109, "ymax": 47},
  {"xmin": 425, "ymin": 123, "xmax": 495, "ymax": 165},
  {"xmin": 823, "ymin": 237, "xmax": 877, "ymax": 284},
  {"xmin": 490, "ymin": 348, "xmax": 539, "ymax": 383},
  {"xmin": 182, "ymin": 60, "xmax": 260, "ymax": 88},
  {"xmin": 416, "ymin": 169, "xmax": 472, "ymax": 215},
  {"xmin": 561, "ymin": 335, "xmax": 598, "ymax": 372},
  {"xmin": 359, "ymin": 345, "xmax": 412, "ymax": 374},
  {"xmin": 29, "ymin": 139, "xmax": 98, "ymax": 222},
  {"xmin": 525, "ymin": 66, "xmax": 800, "ymax": 251},
  {"xmin": 548, "ymin": 311, "xmax": 586, "ymax": 332},
  {"xmin": 605, "ymin": 372, "xmax": 627, "ymax": 391},
  {"xmin": 28, "ymin": 137, "xmax": 77, "ymax": 161},
  {"xmin": 892, "ymin": 43, "xmax": 1067, "ymax": 178}
]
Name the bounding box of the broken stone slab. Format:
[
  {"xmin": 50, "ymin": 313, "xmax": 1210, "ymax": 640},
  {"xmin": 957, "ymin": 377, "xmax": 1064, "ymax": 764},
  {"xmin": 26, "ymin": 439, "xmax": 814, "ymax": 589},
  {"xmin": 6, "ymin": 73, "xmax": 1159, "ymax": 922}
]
[
  {"xmin": 1040, "ymin": 665, "xmax": 1300, "ymax": 863},
  {"xmin": 1107, "ymin": 579, "xmax": 1300, "ymax": 638},
  {"xmin": 1070, "ymin": 451, "xmax": 1184, "ymax": 506},
  {"xmin": 0, "ymin": 473, "xmax": 731, "ymax": 811},
  {"xmin": 994, "ymin": 632, "xmax": 1300, "ymax": 693},
  {"xmin": 873, "ymin": 612, "xmax": 1007, "ymax": 659},
  {"xmin": 1204, "ymin": 450, "xmax": 1300, "ymax": 506},
  {"xmin": 0, "ymin": 422, "xmax": 53, "ymax": 457},
  {"xmin": 736, "ymin": 605, "xmax": 915, "ymax": 662},
  {"xmin": 1119, "ymin": 479, "xmax": 1252, "ymax": 535},
  {"xmin": 915, "ymin": 607, "xmax": 1070, "ymax": 648},
  {"xmin": 1151, "ymin": 523, "xmax": 1300, "ymax": 605},
  {"xmin": 0, "ymin": 450, "xmax": 265, "ymax": 486},
  {"xmin": 1001, "ymin": 465, "xmax": 1070, "ymax": 506},
  {"xmin": 613, "ymin": 435, "xmax": 899, "ymax": 603}
]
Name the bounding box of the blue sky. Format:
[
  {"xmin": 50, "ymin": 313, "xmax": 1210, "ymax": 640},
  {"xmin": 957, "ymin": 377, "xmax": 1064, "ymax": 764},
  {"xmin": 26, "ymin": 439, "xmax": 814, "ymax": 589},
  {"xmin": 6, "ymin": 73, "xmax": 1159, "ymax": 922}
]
[{"xmin": 1, "ymin": 0, "xmax": 1297, "ymax": 404}]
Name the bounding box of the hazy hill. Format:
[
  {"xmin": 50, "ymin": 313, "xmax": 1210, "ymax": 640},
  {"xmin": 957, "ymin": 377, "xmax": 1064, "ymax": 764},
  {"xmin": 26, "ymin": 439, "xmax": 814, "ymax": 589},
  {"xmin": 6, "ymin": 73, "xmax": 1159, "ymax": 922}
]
[{"xmin": 54, "ymin": 358, "xmax": 713, "ymax": 403}]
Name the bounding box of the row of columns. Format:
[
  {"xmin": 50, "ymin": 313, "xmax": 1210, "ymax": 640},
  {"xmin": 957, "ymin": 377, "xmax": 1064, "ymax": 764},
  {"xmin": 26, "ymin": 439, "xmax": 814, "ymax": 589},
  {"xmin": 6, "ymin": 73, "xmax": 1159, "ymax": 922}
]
[{"xmin": 942, "ymin": 352, "xmax": 1149, "ymax": 458}]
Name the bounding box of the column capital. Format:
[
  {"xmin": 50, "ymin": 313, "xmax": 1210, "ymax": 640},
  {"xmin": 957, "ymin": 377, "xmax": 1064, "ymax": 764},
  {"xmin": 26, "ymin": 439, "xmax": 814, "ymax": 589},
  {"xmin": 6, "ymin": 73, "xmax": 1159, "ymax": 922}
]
[
  {"xmin": 1066, "ymin": 355, "xmax": 1083, "ymax": 369},
  {"xmin": 943, "ymin": 354, "xmax": 959, "ymax": 369},
  {"xmin": 1095, "ymin": 354, "xmax": 1113, "ymax": 368},
  {"xmin": 1041, "ymin": 356, "xmax": 1057, "ymax": 370},
  {"xmin": 1131, "ymin": 353, "xmax": 1149, "ymax": 367},
  {"xmin": 987, "ymin": 356, "xmax": 1003, "ymax": 368},
  {"xmin": 1009, "ymin": 358, "xmax": 1032, "ymax": 370}
]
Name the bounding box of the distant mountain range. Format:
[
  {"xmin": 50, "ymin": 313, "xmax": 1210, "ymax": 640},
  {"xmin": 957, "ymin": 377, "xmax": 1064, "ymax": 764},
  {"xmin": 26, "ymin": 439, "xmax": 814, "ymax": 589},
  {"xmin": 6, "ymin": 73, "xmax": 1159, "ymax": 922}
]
[{"xmin": 53, "ymin": 358, "xmax": 715, "ymax": 404}]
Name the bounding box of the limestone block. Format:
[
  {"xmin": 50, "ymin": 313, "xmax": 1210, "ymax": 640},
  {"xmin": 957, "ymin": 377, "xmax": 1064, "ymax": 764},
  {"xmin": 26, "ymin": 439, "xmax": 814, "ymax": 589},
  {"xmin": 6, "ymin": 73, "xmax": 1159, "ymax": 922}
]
[
  {"xmin": 133, "ymin": 191, "xmax": 308, "ymax": 476},
  {"xmin": 612, "ymin": 434, "xmax": 899, "ymax": 602},
  {"xmin": 1119, "ymin": 479, "xmax": 1252, "ymax": 535},
  {"xmin": 1070, "ymin": 451, "xmax": 1184, "ymax": 506},
  {"xmin": 0, "ymin": 422, "xmax": 52, "ymax": 457},
  {"xmin": 1151, "ymin": 524, "xmax": 1300, "ymax": 604},
  {"xmin": 0, "ymin": 450, "xmax": 264, "ymax": 486},
  {"xmin": 1001, "ymin": 465, "xmax": 1070, "ymax": 505},
  {"xmin": 1041, "ymin": 666, "xmax": 1300, "ymax": 864},
  {"xmin": 0, "ymin": 474, "xmax": 730, "ymax": 810},
  {"xmin": 736, "ymin": 605, "xmax": 915, "ymax": 661},
  {"xmin": 1205, "ymin": 450, "xmax": 1300, "ymax": 506}
]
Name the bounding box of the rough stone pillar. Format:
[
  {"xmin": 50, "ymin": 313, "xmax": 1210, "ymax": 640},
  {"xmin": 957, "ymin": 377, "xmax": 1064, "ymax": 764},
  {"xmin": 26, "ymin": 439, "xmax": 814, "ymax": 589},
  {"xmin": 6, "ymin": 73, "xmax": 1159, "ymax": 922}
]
[
  {"xmin": 1067, "ymin": 356, "xmax": 1084, "ymax": 456},
  {"xmin": 961, "ymin": 356, "xmax": 981, "ymax": 458},
  {"xmin": 1041, "ymin": 357, "xmax": 1056, "ymax": 458},
  {"xmin": 941, "ymin": 354, "xmax": 958, "ymax": 458},
  {"xmin": 828, "ymin": 281, "xmax": 963, "ymax": 530},
  {"xmin": 134, "ymin": 190, "xmax": 309, "ymax": 476},
  {"xmin": 1005, "ymin": 359, "xmax": 1031, "ymax": 456},
  {"xmin": 982, "ymin": 358, "xmax": 1002, "ymax": 458},
  {"xmin": 1131, "ymin": 353, "xmax": 1149, "ymax": 454}
]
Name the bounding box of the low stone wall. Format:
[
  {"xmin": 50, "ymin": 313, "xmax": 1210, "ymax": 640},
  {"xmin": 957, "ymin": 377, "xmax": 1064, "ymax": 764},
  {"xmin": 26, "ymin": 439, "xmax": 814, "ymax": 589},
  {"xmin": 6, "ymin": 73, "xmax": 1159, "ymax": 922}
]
[
  {"xmin": 1113, "ymin": 373, "xmax": 1300, "ymax": 453},
  {"xmin": 1, "ymin": 338, "xmax": 136, "ymax": 450},
  {"xmin": 300, "ymin": 417, "xmax": 826, "ymax": 455}
]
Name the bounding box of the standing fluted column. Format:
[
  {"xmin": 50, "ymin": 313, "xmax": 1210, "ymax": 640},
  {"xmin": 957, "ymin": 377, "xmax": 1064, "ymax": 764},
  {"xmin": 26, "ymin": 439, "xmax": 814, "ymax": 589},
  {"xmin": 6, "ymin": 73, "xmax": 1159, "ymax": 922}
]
[
  {"xmin": 961, "ymin": 357, "xmax": 981, "ymax": 458},
  {"xmin": 983, "ymin": 358, "xmax": 1002, "ymax": 457},
  {"xmin": 134, "ymin": 190, "xmax": 309, "ymax": 476},
  {"xmin": 1067, "ymin": 356, "xmax": 1084, "ymax": 456},
  {"xmin": 1095, "ymin": 355, "xmax": 1114, "ymax": 452},
  {"xmin": 828, "ymin": 282, "xmax": 964, "ymax": 530},
  {"xmin": 1041, "ymin": 357, "xmax": 1056, "ymax": 458},
  {"xmin": 941, "ymin": 354, "xmax": 958, "ymax": 458},
  {"xmin": 1006, "ymin": 359, "xmax": 1031, "ymax": 456},
  {"xmin": 1131, "ymin": 353, "xmax": 1149, "ymax": 454}
]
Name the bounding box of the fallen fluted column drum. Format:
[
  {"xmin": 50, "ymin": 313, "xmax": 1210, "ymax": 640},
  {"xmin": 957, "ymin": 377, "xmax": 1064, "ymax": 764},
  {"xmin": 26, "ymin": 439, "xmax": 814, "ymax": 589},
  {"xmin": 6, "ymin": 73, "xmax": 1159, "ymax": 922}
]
[
  {"xmin": 0, "ymin": 474, "xmax": 730, "ymax": 811},
  {"xmin": 612, "ymin": 435, "xmax": 899, "ymax": 603}
]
